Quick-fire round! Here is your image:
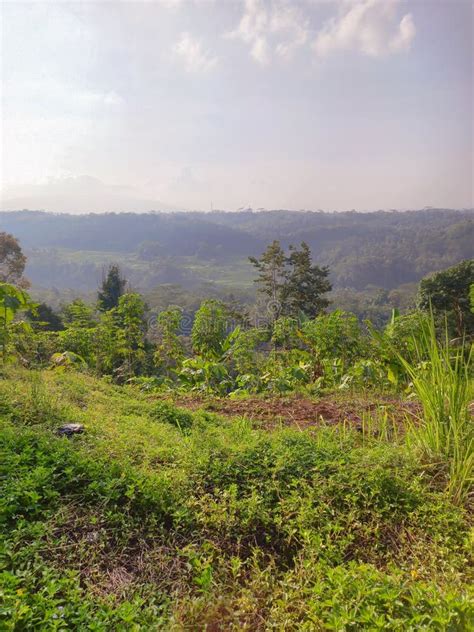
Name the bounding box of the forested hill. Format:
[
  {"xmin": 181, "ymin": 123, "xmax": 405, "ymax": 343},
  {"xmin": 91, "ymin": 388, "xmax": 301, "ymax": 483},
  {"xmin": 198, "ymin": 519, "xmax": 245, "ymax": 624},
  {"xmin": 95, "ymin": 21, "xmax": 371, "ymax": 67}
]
[{"xmin": 0, "ymin": 208, "xmax": 472, "ymax": 292}]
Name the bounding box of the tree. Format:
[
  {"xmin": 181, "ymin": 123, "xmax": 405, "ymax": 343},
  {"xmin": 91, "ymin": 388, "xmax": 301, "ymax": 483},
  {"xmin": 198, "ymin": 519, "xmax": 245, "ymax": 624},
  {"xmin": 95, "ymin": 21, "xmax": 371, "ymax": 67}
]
[
  {"xmin": 97, "ymin": 264, "xmax": 127, "ymax": 312},
  {"xmin": 0, "ymin": 232, "xmax": 28, "ymax": 287},
  {"xmin": 191, "ymin": 299, "xmax": 228, "ymax": 359},
  {"xmin": 249, "ymin": 241, "xmax": 286, "ymax": 319},
  {"xmin": 283, "ymin": 242, "xmax": 331, "ymax": 318},
  {"xmin": 250, "ymin": 241, "xmax": 331, "ymax": 321},
  {"xmin": 417, "ymin": 260, "xmax": 474, "ymax": 338}
]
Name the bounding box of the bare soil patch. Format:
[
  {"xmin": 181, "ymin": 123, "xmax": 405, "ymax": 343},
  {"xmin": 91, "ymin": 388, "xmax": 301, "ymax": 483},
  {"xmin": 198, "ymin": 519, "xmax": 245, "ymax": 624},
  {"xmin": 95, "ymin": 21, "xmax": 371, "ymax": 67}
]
[{"xmin": 164, "ymin": 393, "xmax": 419, "ymax": 430}]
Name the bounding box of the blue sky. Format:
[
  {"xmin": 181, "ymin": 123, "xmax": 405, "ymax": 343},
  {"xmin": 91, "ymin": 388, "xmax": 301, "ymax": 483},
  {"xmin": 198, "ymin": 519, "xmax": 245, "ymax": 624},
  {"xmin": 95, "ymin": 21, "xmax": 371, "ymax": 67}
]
[{"xmin": 1, "ymin": 0, "xmax": 472, "ymax": 212}]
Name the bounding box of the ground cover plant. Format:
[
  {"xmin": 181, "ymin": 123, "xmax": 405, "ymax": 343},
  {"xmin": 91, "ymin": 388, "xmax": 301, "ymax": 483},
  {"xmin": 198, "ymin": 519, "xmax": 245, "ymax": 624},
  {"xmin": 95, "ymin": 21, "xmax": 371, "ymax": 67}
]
[{"xmin": 1, "ymin": 368, "xmax": 473, "ymax": 630}]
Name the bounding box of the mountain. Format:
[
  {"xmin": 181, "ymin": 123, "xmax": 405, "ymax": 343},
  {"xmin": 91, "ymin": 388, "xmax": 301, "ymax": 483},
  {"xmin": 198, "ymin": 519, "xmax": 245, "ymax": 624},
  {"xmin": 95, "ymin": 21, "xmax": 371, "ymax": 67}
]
[{"xmin": 0, "ymin": 208, "xmax": 472, "ymax": 294}]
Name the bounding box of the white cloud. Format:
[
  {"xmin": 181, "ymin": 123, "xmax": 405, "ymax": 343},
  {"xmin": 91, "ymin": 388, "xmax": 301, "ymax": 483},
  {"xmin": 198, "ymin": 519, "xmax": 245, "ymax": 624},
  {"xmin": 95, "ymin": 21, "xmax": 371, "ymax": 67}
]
[
  {"xmin": 252, "ymin": 36, "xmax": 271, "ymax": 65},
  {"xmin": 227, "ymin": 0, "xmax": 308, "ymax": 67},
  {"xmin": 313, "ymin": 0, "xmax": 416, "ymax": 58},
  {"xmin": 173, "ymin": 32, "xmax": 218, "ymax": 73}
]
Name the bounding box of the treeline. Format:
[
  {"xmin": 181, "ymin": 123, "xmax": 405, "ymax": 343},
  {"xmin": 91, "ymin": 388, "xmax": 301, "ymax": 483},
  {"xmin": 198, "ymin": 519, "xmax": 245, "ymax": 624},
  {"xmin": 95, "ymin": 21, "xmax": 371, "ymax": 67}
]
[
  {"xmin": 1, "ymin": 209, "xmax": 472, "ymax": 292},
  {"xmin": 1, "ymin": 231, "xmax": 473, "ymax": 395}
]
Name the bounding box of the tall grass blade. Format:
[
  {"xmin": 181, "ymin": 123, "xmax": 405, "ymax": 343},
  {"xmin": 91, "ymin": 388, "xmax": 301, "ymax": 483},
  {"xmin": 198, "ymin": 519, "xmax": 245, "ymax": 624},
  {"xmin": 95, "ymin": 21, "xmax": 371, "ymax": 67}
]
[{"xmin": 395, "ymin": 314, "xmax": 473, "ymax": 504}]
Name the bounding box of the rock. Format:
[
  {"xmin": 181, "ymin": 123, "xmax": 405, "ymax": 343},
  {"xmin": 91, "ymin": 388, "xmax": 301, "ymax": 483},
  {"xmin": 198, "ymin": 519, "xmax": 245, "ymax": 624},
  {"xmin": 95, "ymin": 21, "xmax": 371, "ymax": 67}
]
[
  {"xmin": 57, "ymin": 423, "xmax": 84, "ymax": 437},
  {"xmin": 50, "ymin": 351, "xmax": 86, "ymax": 368}
]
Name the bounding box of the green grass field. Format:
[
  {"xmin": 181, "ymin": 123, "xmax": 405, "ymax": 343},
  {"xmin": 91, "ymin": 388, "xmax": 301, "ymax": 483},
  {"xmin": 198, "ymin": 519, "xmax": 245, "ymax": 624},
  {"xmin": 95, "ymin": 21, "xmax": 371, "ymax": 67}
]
[{"xmin": 1, "ymin": 368, "xmax": 473, "ymax": 630}]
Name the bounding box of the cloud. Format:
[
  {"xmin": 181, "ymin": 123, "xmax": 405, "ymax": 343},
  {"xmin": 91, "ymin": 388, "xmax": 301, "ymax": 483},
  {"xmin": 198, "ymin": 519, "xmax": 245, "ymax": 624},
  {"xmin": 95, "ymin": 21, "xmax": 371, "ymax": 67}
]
[
  {"xmin": 313, "ymin": 0, "xmax": 416, "ymax": 58},
  {"xmin": 227, "ymin": 0, "xmax": 308, "ymax": 67},
  {"xmin": 173, "ymin": 32, "xmax": 218, "ymax": 73}
]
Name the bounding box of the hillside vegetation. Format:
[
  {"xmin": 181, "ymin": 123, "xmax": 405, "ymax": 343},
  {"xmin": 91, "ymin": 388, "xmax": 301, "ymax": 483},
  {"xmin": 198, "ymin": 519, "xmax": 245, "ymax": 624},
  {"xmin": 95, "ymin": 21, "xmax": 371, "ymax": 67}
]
[
  {"xmin": 1, "ymin": 209, "xmax": 472, "ymax": 295},
  {"xmin": 1, "ymin": 230, "xmax": 473, "ymax": 629},
  {"xmin": 1, "ymin": 367, "xmax": 473, "ymax": 630}
]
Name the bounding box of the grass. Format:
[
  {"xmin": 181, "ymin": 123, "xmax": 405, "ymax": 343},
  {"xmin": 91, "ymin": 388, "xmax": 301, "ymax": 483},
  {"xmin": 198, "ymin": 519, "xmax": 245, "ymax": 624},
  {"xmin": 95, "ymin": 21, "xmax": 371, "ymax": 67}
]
[
  {"xmin": 1, "ymin": 368, "xmax": 473, "ymax": 629},
  {"xmin": 395, "ymin": 318, "xmax": 473, "ymax": 504}
]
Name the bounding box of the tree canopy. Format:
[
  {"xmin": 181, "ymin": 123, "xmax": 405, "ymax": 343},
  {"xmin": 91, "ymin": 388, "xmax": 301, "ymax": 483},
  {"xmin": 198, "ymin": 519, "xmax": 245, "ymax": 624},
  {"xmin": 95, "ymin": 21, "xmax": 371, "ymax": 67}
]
[
  {"xmin": 97, "ymin": 264, "xmax": 127, "ymax": 311},
  {"xmin": 417, "ymin": 259, "xmax": 474, "ymax": 338},
  {"xmin": 0, "ymin": 232, "xmax": 28, "ymax": 287}
]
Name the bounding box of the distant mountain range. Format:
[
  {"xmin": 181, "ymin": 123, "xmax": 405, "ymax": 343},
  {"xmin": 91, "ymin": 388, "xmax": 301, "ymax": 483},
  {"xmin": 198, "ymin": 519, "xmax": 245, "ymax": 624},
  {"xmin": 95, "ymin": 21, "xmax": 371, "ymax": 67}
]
[{"xmin": 1, "ymin": 208, "xmax": 472, "ymax": 294}]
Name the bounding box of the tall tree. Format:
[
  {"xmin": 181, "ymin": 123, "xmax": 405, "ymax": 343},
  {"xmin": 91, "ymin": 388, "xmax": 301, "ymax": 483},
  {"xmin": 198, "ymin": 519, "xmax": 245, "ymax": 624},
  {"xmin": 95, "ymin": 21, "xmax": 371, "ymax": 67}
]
[
  {"xmin": 97, "ymin": 264, "xmax": 127, "ymax": 312},
  {"xmin": 0, "ymin": 232, "xmax": 28, "ymax": 287},
  {"xmin": 283, "ymin": 242, "xmax": 332, "ymax": 319},
  {"xmin": 249, "ymin": 240, "xmax": 286, "ymax": 318},
  {"xmin": 417, "ymin": 260, "xmax": 474, "ymax": 338}
]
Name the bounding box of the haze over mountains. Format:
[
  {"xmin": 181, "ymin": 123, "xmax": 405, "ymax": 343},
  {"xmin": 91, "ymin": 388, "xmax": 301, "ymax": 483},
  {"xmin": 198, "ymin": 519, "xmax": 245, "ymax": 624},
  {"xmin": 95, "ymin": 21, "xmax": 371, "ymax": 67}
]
[
  {"xmin": 0, "ymin": 176, "xmax": 181, "ymax": 214},
  {"xmin": 1, "ymin": 209, "xmax": 472, "ymax": 298}
]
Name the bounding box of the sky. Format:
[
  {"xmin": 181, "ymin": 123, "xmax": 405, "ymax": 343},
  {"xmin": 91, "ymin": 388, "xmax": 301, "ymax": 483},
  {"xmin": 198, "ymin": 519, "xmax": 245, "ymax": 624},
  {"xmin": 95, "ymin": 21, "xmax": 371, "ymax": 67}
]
[{"xmin": 0, "ymin": 0, "xmax": 472, "ymax": 213}]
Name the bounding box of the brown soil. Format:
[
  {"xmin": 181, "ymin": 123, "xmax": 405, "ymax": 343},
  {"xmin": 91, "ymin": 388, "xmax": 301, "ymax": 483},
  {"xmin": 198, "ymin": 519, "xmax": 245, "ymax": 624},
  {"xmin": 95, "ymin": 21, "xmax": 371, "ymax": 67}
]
[{"xmin": 164, "ymin": 393, "xmax": 420, "ymax": 430}]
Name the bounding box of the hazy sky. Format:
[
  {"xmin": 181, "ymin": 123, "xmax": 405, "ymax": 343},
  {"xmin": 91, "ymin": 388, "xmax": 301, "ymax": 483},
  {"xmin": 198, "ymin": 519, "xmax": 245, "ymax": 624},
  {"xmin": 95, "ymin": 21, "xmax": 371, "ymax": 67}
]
[{"xmin": 1, "ymin": 0, "xmax": 472, "ymax": 212}]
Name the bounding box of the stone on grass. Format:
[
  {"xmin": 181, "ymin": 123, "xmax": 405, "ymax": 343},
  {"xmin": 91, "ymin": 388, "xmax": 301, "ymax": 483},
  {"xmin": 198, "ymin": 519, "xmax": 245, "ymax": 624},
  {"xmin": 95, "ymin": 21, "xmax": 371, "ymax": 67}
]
[{"xmin": 57, "ymin": 423, "xmax": 84, "ymax": 437}]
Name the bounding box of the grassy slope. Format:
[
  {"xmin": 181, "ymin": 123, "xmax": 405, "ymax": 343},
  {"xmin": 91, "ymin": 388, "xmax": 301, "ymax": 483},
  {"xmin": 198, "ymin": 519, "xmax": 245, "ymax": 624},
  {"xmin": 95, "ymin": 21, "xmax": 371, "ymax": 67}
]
[{"xmin": 1, "ymin": 369, "xmax": 473, "ymax": 630}]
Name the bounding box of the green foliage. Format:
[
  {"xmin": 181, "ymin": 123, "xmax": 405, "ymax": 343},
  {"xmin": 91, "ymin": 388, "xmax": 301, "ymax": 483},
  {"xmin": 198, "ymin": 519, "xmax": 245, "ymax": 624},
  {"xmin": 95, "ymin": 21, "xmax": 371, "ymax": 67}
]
[
  {"xmin": 10, "ymin": 328, "xmax": 61, "ymax": 368},
  {"xmin": 179, "ymin": 356, "xmax": 232, "ymax": 395},
  {"xmin": 28, "ymin": 302, "xmax": 63, "ymax": 331},
  {"xmin": 250, "ymin": 241, "xmax": 331, "ymax": 320},
  {"xmin": 62, "ymin": 299, "xmax": 96, "ymax": 329},
  {"xmin": 58, "ymin": 326, "xmax": 95, "ymax": 366},
  {"xmin": 153, "ymin": 306, "xmax": 185, "ymax": 376},
  {"xmin": 191, "ymin": 299, "xmax": 228, "ymax": 359},
  {"xmin": 97, "ymin": 264, "xmax": 127, "ymax": 312},
  {"xmin": 261, "ymin": 349, "xmax": 312, "ymax": 393},
  {"xmin": 417, "ymin": 259, "xmax": 474, "ymax": 338},
  {"xmin": 369, "ymin": 310, "xmax": 431, "ymax": 389},
  {"xmin": 0, "ymin": 282, "xmax": 33, "ymax": 362},
  {"xmin": 112, "ymin": 293, "xmax": 148, "ymax": 381},
  {"xmin": 0, "ymin": 368, "xmax": 472, "ymax": 629},
  {"xmin": 151, "ymin": 400, "xmax": 195, "ymax": 431},
  {"xmin": 0, "ymin": 231, "xmax": 28, "ymax": 285},
  {"xmin": 271, "ymin": 316, "xmax": 300, "ymax": 350},
  {"xmin": 249, "ymin": 240, "xmax": 286, "ymax": 311},
  {"xmin": 3, "ymin": 209, "xmax": 472, "ymax": 298},
  {"xmin": 94, "ymin": 309, "xmax": 122, "ymax": 375},
  {"xmin": 394, "ymin": 316, "xmax": 473, "ymax": 504},
  {"xmin": 283, "ymin": 241, "xmax": 331, "ymax": 318},
  {"xmin": 302, "ymin": 310, "xmax": 365, "ymax": 367},
  {"xmin": 226, "ymin": 326, "xmax": 267, "ymax": 377}
]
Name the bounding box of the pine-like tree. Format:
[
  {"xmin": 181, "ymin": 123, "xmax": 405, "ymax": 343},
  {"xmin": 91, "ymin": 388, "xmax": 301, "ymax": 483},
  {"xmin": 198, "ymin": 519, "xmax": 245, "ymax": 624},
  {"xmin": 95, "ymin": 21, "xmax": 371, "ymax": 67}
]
[
  {"xmin": 249, "ymin": 240, "xmax": 286, "ymax": 318},
  {"xmin": 283, "ymin": 242, "xmax": 332, "ymax": 319},
  {"xmin": 97, "ymin": 264, "xmax": 127, "ymax": 312}
]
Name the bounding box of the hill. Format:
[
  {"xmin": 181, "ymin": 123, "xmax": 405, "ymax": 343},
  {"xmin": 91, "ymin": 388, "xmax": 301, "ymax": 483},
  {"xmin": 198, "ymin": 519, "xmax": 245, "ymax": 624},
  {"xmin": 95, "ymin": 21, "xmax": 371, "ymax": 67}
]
[{"xmin": 0, "ymin": 209, "xmax": 472, "ymax": 296}]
